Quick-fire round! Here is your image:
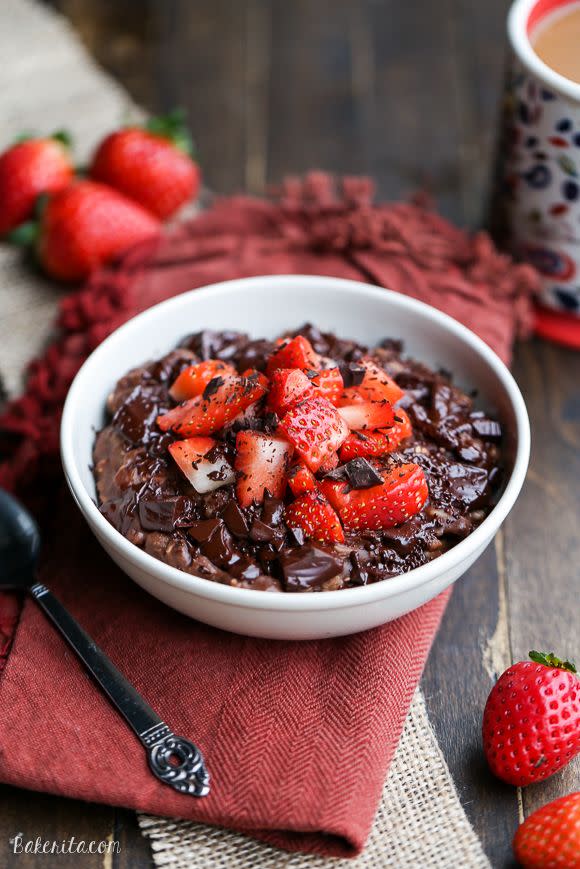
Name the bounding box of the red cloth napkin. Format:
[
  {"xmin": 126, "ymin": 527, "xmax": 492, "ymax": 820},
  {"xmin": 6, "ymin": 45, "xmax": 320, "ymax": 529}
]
[{"xmin": 0, "ymin": 175, "xmax": 537, "ymax": 857}]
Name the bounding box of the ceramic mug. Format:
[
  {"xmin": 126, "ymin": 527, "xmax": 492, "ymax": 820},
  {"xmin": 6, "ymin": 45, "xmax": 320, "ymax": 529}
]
[{"xmin": 495, "ymin": 0, "xmax": 580, "ymax": 342}]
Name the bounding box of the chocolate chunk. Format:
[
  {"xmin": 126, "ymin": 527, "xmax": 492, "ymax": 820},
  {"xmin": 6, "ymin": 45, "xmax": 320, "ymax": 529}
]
[
  {"xmin": 458, "ymin": 445, "xmax": 481, "ymax": 463},
  {"xmin": 180, "ymin": 329, "xmax": 248, "ymax": 361},
  {"xmin": 323, "ymin": 458, "xmax": 383, "ymax": 490},
  {"xmin": 261, "ymin": 492, "xmax": 284, "ymax": 526},
  {"xmin": 343, "ymin": 458, "xmax": 383, "ymax": 489},
  {"xmin": 323, "ymin": 464, "xmax": 350, "ymax": 483},
  {"xmin": 202, "ymin": 376, "xmax": 224, "ymax": 399},
  {"xmin": 188, "ymin": 517, "xmax": 223, "ymax": 543},
  {"xmin": 279, "ymin": 546, "xmax": 343, "ymax": 591},
  {"xmin": 221, "ymin": 501, "xmax": 250, "ymax": 537},
  {"xmin": 112, "ymin": 385, "xmax": 159, "ymax": 443},
  {"xmin": 288, "ymin": 526, "xmax": 305, "ymax": 547},
  {"xmin": 472, "ymin": 418, "xmax": 502, "ymax": 440},
  {"xmin": 139, "ymin": 497, "xmax": 194, "ymax": 532},
  {"xmin": 339, "ymin": 361, "xmax": 366, "ymax": 388},
  {"xmin": 195, "ymin": 520, "xmax": 241, "ymax": 568},
  {"xmin": 349, "ymin": 551, "xmax": 370, "ymax": 586},
  {"xmin": 229, "ymin": 558, "xmax": 261, "ymax": 582},
  {"xmin": 250, "ymin": 519, "xmax": 275, "ymax": 543}
]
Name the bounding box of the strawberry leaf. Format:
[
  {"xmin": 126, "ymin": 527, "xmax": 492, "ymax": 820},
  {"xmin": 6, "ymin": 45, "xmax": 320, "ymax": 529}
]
[
  {"xmin": 529, "ymin": 650, "xmax": 577, "ymax": 673},
  {"xmin": 6, "ymin": 221, "xmax": 38, "ymax": 247},
  {"xmin": 146, "ymin": 108, "xmax": 195, "ymax": 156}
]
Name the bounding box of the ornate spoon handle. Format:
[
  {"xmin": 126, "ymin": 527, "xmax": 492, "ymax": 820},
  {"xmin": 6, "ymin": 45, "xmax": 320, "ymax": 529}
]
[{"xmin": 30, "ymin": 582, "xmax": 210, "ymax": 797}]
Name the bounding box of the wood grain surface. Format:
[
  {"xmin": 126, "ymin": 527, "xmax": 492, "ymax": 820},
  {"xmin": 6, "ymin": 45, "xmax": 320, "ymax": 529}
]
[{"xmin": 1, "ymin": 1, "xmax": 578, "ymax": 866}]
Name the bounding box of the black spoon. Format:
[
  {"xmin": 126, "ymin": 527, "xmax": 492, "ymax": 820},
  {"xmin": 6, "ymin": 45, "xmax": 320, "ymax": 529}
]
[{"xmin": 0, "ymin": 488, "xmax": 210, "ymax": 797}]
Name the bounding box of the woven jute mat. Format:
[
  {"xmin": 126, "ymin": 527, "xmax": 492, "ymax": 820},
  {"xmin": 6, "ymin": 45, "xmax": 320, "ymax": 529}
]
[{"xmin": 0, "ymin": 1, "xmax": 490, "ymax": 866}]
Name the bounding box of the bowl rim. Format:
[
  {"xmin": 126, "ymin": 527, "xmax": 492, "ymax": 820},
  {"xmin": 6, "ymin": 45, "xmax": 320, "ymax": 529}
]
[{"xmin": 61, "ymin": 275, "xmax": 530, "ymax": 612}]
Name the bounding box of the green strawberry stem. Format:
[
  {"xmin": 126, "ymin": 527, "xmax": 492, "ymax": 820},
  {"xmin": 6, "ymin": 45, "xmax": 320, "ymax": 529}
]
[
  {"xmin": 7, "ymin": 220, "xmax": 38, "ymax": 247},
  {"xmin": 12, "ymin": 129, "xmax": 72, "ymax": 149},
  {"xmin": 145, "ymin": 108, "xmax": 195, "ymax": 157},
  {"xmin": 529, "ymin": 650, "xmax": 577, "ymax": 673},
  {"xmin": 51, "ymin": 129, "xmax": 73, "ymax": 148}
]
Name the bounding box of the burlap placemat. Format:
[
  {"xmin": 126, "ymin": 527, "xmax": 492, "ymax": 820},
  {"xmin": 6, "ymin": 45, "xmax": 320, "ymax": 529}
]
[{"xmin": 0, "ymin": 1, "xmax": 491, "ymax": 865}]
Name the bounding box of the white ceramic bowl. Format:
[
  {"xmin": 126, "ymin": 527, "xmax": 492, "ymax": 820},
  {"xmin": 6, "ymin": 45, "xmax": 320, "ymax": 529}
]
[{"xmin": 61, "ymin": 276, "xmax": 530, "ymax": 640}]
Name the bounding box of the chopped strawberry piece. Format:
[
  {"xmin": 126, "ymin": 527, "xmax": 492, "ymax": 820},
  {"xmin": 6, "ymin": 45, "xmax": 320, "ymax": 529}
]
[
  {"xmin": 235, "ymin": 431, "xmax": 293, "ymax": 507},
  {"xmin": 266, "ymin": 335, "xmax": 321, "ymax": 376},
  {"xmin": 284, "ymin": 492, "xmax": 345, "ymax": 544},
  {"xmin": 157, "ymin": 373, "xmax": 267, "ymax": 436},
  {"xmin": 338, "ymin": 359, "xmax": 404, "ymax": 406},
  {"xmin": 169, "ymin": 437, "xmax": 235, "ymax": 493},
  {"xmin": 267, "ymin": 368, "xmax": 314, "ymax": 416},
  {"xmin": 338, "ymin": 400, "xmax": 395, "ymax": 431},
  {"xmin": 240, "ymin": 368, "xmax": 269, "ymax": 390},
  {"xmin": 169, "ymin": 359, "xmax": 236, "ymax": 402},
  {"xmin": 320, "ymin": 462, "xmax": 428, "ymax": 530},
  {"xmin": 287, "ymin": 463, "xmax": 318, "ymax": 497},
  {"xmin": 278, "ymin": 394, "xmax": 349, "ymax": 472},
  {"xmin": 310, "ymin": 367, "xmax": 344, "ymax": 405},
  {"xmin": 318, "ymin": 451, "xmax": 339, "ymax": 473},
  {"xmin": 339, "ymin": 409, "xmax": 412, "ymax": 459}
]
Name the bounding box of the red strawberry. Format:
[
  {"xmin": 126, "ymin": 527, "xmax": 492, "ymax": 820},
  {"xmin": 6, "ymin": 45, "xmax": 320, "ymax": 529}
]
[
  {"xmin": 169, "ymin": 436, "xmax": 234, "ymax": 493},
  {"xmin": 169, "ymin": 359, "xmax": 236, "ymax": 402},
  {"xmin": 34, "ymin": 181, "xmax": 160, "ymax": 281},
  {"xmin": 482, "ymin": 652, "xmax": 580, "ymax": 787},
  {"xmin": 91, "ymin": 110, "xmax": 200, "ymax": 219},
  {"xmin": 338, "ymin": 359, "xmax": 404, "ymax": 406},
  {"xmin": 267, "ymin": 368, "xmax": 313, "ymax": 416},
  {"xmin": 310, "ymin": 367, "xmax": 344, "ymax": 405},
  {"xmin": 235, "ymin": 431, "xmax": 293, "ymax": 507},
  {"xmin": 320, "ymin": 462, "xmax": 428, "ymax": 530},
  {"xmin": 339, "ymin": 409, "xmax": 413, "ymax": 460},
  {"xmin": 0, "ymin": 132, "xmax": 73, "ymax": 236},
  {"xmin": 338, "ymin": 400, "xmax": 395, "ymax": 431},
  {"xmin": 158, "ymin": 372, "xmax": 267, "ymax": 436},
  {"xmin": 513, "ymin": 792, "xmax": 580, "ymax": 869},
  {"xmin": 278, "ymin": 394, "xmax": 349, "ymax": 472},
  {"xmin": 284, "ymin": 492, "xmax": 345, "ymax": 544},
  {"xmin": 266, "ymin": 336, "xmax": 321, "ymax": 376},
  {"xmin": 287, "ymin": 463, "xmax": 318, "ymax": 497},
  {"xmin": 318, "ymin": 451, "xmax": 339, "ymax": 473}
]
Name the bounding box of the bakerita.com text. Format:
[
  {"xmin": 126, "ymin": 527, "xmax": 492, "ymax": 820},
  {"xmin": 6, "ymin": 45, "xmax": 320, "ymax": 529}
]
[{"xmin": 10, "ymin": 833, "xmax": 121, "ymax": 855}]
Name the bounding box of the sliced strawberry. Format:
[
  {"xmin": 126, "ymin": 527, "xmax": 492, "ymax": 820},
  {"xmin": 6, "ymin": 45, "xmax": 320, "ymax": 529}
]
[
  {"xmin": 169, "ymin": 359, "xmax": 236, "ymax": 402},
  {"xmin": 235, "ymin": 431, "xmax": 293, "ymax": 507},
  {"xmin": 320, "ymin": 462, "xmax": 428, "ymax": 531},
  {"xmin": 339, "ymin": 409, "xmax": 413, "ymax": 459},
  {"xmin": 284, "ymin": 492, "xmax": 345, "ymax": 544},
  {"xmin": 287, "ymin": 463, "xmax": 318, "ymax": 497},
  {"xmin": 338, "ymin": 401, "xmax": 395, "ymax": 431},
  {"xmin": 338, "ymin": 359, "xmax": 404, "ymax": 406},
  {"xmin": 169, "ymin": 436, "xmax": 235, "ymax": 493},
  {"xmin": 266, "ymin": 335, "xmax": 321, "ymax": 376},
  {"xmin": 310, "ymin": 367, "xmax": 344, "ymax": 405},
  {"xmin": 240, "ymin": 368, "xmax": 269, "ymax": 389},
  {"xmin": 267, "ymin": 368, "xmax": 314, "ymax": 416},
  {"xmin": 157, "ymin": 373, "xmax": 267, "ymax": 436},
  {"xmin": 318, "ymin": 451, "xmax": 339, "ymax": 473},
  {"xmin": 278, "ymin": 394, "xmax": 349, "ymax": 472}
]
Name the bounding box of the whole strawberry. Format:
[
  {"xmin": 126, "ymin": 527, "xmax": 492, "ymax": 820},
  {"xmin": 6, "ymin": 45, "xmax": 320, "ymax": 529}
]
[
  {"xmin": 513, "ymin": 792, "xmax": 580, "ymax": 868},
  {"xmin": 483, "ymin": 651, "xmax": 580, "ymax": 787},
  {"xmin": 34, "ymin": 180, "xmax": 160, "ymax": 281},
  {"xmin": 0, "ymin": 132, "xmax": 73, "ymax": 236},
  {"xmin": 90, "ymin": 110, "xmax": 200, "ymax": 219}
]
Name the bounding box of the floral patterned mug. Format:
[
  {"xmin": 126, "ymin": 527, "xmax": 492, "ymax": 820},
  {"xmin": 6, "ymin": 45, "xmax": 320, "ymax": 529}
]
[{"xmin": 496, "ymin": 0, "xmax": 580, "ymax": 345}]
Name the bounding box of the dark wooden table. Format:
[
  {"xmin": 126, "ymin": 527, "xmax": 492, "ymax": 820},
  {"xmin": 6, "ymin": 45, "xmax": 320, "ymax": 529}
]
[{"xmin": 1, "ymin": 1, "xmax": 579, "ymax": 866}]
